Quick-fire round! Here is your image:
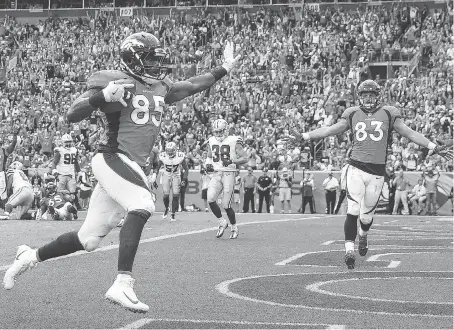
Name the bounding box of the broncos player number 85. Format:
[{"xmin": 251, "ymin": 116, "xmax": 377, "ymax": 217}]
[
  {"xmin": 284, "ymin": 79, "xmax": 453, "ymax": 270},
  {"xmin": 3, "ymin": 32, "xmax": 241, "ymax": 313}
]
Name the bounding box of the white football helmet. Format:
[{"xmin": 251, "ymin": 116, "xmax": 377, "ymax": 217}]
[
  {"xmin": 61, "ymin": 134, "xmax": 73, "ymax": 148},
  {"xmin": 9, "ymin": 161, "xmax": 23, "ymax": 171},
  {"xmin": 212, "ymin": 119, "xmax": 228, "ymax": 142},
  {"xmin": 165, "ymin": 142, "xmax": 177, "ymax": 158}
]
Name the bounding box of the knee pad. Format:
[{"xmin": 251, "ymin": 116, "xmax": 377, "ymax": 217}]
[
  {"xmin": 77, "ymin": 234, "xmax": 102, "ymax": 252},
  {"xmin": 207, "ymin": 192, "xmax": 217, "ymax": 204},
  {"xmin": 347, "ymin": 200, "xmax": 360, "ymax": 216},
  {"xmin": 127, "ymin": 192, "xmax": 155, "ymax": 215},
  {"xmin": 360, "ymin": 213, "xmax": 373, "ymax": 226}
]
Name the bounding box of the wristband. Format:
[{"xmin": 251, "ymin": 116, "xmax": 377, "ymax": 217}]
[
  {"xmin": 302, "ymin": 133, "xmax": 310, "ymax": 141},
  {"xmin": 427, "ymin": 142, "xmax": 436, "ymax": 150},
  {"xmin": 211, "ymin": 66, "xmax": 228, "ymax": 82},
  {"xmin": 88, "ymin": 91, "xmax": 107, "ymax": 108}
]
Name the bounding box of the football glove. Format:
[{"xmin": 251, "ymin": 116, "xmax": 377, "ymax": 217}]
[
  {"xmin": 430, "ymin": 145, "xmax": 453, "ymax": 161},
  {"xmin": 206, "ymin": 164, "xmax": 214, "ymax": 173},
  {"xmin": 180, "ymin": 179, "xmax": 188, "ymax": 189},
  {"xmin": 222, "ymin": 41, "xmax": 241, "ymax": 73},
  {"xmin": 148, "ymin": 173, "xmax": 158, "ymax": 190},
  {"xmin": 222, "ymin": 159, "xmax": 233, "ymax": 168},
  {"xmin": 102, "ymin": 79, "xmax": 135, "ymax": 107}
]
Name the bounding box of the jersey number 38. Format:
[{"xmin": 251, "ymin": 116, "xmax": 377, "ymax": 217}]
[{"xmin": 212, "ymin": 145, "xmax": 231, "ymax": 163}]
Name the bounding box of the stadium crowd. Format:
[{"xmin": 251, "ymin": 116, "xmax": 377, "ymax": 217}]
[{"xmin": 0, "ymin": 2, "xmax": 452, "ymax": 178}]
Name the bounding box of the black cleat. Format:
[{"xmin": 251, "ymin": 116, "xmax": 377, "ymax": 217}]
[
  {"xmin": 358, "ymin": 234, "xmax": 368, "ymax": 256},
  {"xmin": 345, "ymin": 251, "xmax": 356, "ymax": 270}
]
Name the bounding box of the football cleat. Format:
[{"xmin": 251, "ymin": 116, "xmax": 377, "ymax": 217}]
[
  {"xmin": 358, "ymin": 234, "xmax": 368, "ymax": 257},
  {"xmin": 0, "ymin": 212, "xmax": 10, "ymax": 220},
  {"xmin": 344, "ymin": 251, "xmax": 356, "ymax": 270},
  {"xmin": 216, "ymin": 219, "xmax": 228, "ymax": 238},
  {"xmin": 230, "ymin": 225, "xmax": 239, "ymax": 239},
  {"xmin": 105, "ymin": 274, "xmax": 149, "ymax": 313},
  {"xmin": 3, "ymin": 245, "xmax": 38, "ymax": 290},
  {"xmin": 162, "ymin": 208, "xmax": 169, "ymax": 219},
  {"xmin": 170, "ymin": 213, "xmax": 176, "ymax": 222}
]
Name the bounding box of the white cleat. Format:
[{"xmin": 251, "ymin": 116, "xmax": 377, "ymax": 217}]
[
  {"xmin": 162, "ymin": 208, "xmax": 169, "ymax": 219},
  {"xmin": 105, "ymin": 274, "xmax": 149, "ymax": 313},
  {"xmin": 3, "ymin": 245, "xmax": 37, "ymax": 290},
  {"xmin": 216, "ymin": 218, "xmax": 229, "ymax": 238},
  {"xmin": 230, "ymin": 225, "xmax": 239, "ymax": 239}
]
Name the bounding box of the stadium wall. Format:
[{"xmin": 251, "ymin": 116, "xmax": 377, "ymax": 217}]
[{"xmin": 26, "ymin": 169, "xmax": 453, "ymax": 215}]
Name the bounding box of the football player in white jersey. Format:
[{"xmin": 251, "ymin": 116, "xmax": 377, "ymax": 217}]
[
  {"xmin": 0, "ymin": 162, "xmax": 34, "ymax": 220},
  {"xmin": 205, "ymin": 119, "xmax": 247, "ymax": 239},
  {"xmin": 51, "ymin": 134, "xmax": 80, "ymax": 209},
  {"xmin": 158, "ymin": 142, "xmax": 188, "ymax": 221}
]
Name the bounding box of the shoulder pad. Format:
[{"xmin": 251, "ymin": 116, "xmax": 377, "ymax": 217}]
[
  {"xmin": 382, "ymin": 105, "xmax": 402, "ymax": 118},
  {"xmin": 86, "ymin": 70, "xmax": 133, "ymax": 90},
  {"xmin": 342, "ymin": 106, "xmax": 359, "ymax": 117}
]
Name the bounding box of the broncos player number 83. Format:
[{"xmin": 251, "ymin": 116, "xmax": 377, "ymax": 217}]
[
  {"xmin": 3, "ymin": 32, "xmax": 241, "ymax": 313},
  {"xmin": 285, "ymin": 79, "xmax": 453, "ymax": 270}
]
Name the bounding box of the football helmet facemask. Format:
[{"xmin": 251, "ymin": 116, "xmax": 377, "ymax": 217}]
[
  {"xmin": 120, "ymin": 32, "xmax": 171, "ymax": 83},
  {"xmin": 9, "ymin": 161, "xmax": 23, "ymax": 171},
  {"xmin": 357, "ymin": 80, "xmax": 381, "ymax": 112},
  {"xmin": 61, "ymin": 134, "xmax": 73, "ymax": 148},
  {"xmin": 165, "ymin": 142, "xmax": 177, "ymax": 158},
  {"xmin": 212, "ymin": 119, "xmax": 228, "ymax": 142}
]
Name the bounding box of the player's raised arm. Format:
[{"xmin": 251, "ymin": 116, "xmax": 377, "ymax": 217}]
[
  {"xmin": 164, "ymin": 41, "xmax": 241, "ymax": 105},
  {"xmin": 393, "ymin": 118, "xmax": 453, "ymax": 161},
  {"xmin": 5, "ymin": 126, "xmax": 19, "ymax": 156},
  {"xmin": 287, "ymin": 119, "xmax": 349, "ymax": 145},
  {"xmin": 233, "ymin": 139, "xmax": 248, "ymax": 166}
]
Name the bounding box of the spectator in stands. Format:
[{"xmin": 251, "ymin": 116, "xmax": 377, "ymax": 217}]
[{"xmin": 409, "ymin": 178, "xmax": 427, "ymax": 215}]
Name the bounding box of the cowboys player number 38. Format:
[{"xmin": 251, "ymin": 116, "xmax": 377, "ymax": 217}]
[
  {"xmin": 3, "ymin": 32, "xmax": 241, "ymax": 313},
  {"xmin": 286, "ymin": 79, "xmax": 452, "ymax": 269}
]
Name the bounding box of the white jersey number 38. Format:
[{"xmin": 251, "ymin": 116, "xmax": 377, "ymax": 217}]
[
  {"xmin": 355, "ymin": 121, "xmax": 384, "ymax": 142},
  {"xmin": 130, "ymin": 95, "xmax": 165, "ymax": 127}
]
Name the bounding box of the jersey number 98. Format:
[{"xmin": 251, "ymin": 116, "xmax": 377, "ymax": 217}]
[
  {"xmin": 130, "ymin": 95, "xmax": 165, "ymax": 127},
  {"xmin": 212, "ymin": 145, "xmax": 230, "ymax": 163},
  {"xmin": 63, "ymin": 153, "xmax": 76, "ymax": 165}
]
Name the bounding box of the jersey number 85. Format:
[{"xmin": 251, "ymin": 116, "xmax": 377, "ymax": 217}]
[{"xmin": 130, "ymin": 95, "xmax": 165, "ymax": 127}]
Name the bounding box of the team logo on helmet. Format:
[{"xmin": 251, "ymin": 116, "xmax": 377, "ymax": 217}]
[
  {"xmin": 120, "ymin": 32, "xmax": 171, "ymax": 83},
  {"xmin": 165, "ymin": 142, "xmax": 177, "ymax": 158},
  {"xmin": 212, "ymin": 119, "xmax": 228, "ymax": 142},
  {"xmin": 357, "ymin": 80, "xmax": 381, "ymax": 112}
]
